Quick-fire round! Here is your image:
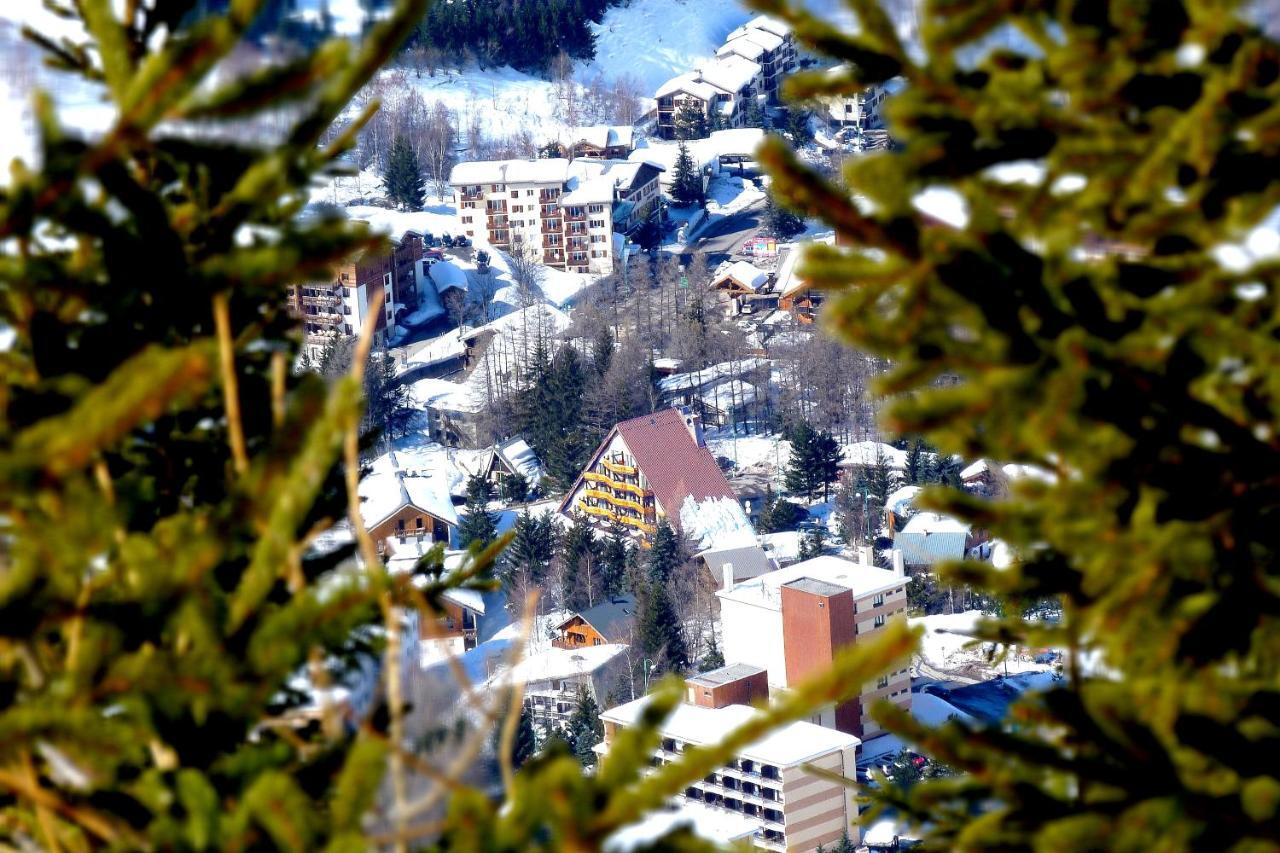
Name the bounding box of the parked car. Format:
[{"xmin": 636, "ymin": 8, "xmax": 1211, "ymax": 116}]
[
  {"xmin": 425, "ymin": 247, "xmax": 445, "ymax": 261},
  {"xmin": 441, "ymin": 234, "xmax": 455, "ymax": 248},
  {"xmin": 453, "ymin": 234, "xmax": 471, "ymax": 247},
  {"xmin": 425, "ymin": 233, "xmax": 442, "ymax": 248}
]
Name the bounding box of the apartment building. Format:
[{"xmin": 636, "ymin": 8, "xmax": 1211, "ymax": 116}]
[
  {"xmin": 655, "ymin": 15, "xmax": 796, "ymax": 139},
  {"xmin": 599, "ymin": 663, "xmax": 861, "ymax": 852},
  {"xmin": 448, "ymin": 158, "xmax": 661, "ymax": 275},
  {"xmin": 717, "ymin": 554, "xmax": 912, "ymax": 742},
  {"xmin": 557, "ymin": 407, "xmax": 751, "ymax": 545},
  {"xmin": 287, "ymin": 231, "xmax": 424, "ymax": 359}
]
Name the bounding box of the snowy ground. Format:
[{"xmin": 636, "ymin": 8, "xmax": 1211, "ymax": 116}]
[
  {"xmin": 912, "ymin": 611, "xmax": 1059, "ymax": 681},
  {"xmin": 704, "ymin": 174, "xmax": 766, "ymax": 217}
]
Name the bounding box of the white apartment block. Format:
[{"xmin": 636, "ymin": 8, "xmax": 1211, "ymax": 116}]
[
  {"xmin": 599, "ymin": 678, "xmax": 861, "ymax": 852},
  {"xmin": 656, "ymin": 15, "xmax": 797, "ymax": 139},
  {"xmin": 449, "ymin": 158, "xmax": 662, "ymax": 275},
  {"xmin": 717, "ymin": 555, "xmax": 912, "ymax": 743}
]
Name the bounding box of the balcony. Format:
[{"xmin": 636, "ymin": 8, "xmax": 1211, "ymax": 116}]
[
  {"xmin": 488, "ymin": 214, "xmax": 509, "ymax": 226},
  {"xmin": 584, "ymin": 487, "xmax": 646, "ymax": 515},
  {"xmin": 539, "ymin": 189, "xmax": 561, "ymax": 202},
  {"xmin": 485, "ymin": 201, "xmax": 507, "ymax": 213},
  {"xmin": 600, "ymin": 458, "xmax": 636, "ymax": 476},
  {"xmin": 564, "ymin": 208, "xmax": 587, "ymax": 222},
  {"xmin": 460, "ymin": 189, "xmax": 482, "ymax": 201},
  {"xmin": 541, "ymin": 218, "xmax": 563, "ymax": 233},
  {"xmin": 542, "ymin": 236, "xmax": 564, "ymax": 249}
]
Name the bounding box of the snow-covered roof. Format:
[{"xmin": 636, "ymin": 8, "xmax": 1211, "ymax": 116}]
[
  {"xmin": 745, "ymin": 14, "xmax": 792, "ymax": 39},
  {"xmin": 885, "ymin": 485, "xmax": 922, "ymax": 515},
  {"xmin": 713, "ymin": 259, "xmax": 770, "ymax": 291},
  {"xmin": 604, "ymin": 801, "xmax": 757, "ymax": 852},
  {"xmin": 699, "ymin": 379, "xmax": 758, "ymax": 412},
  {"xmin": 492, "ymin": 436, "xmax": 544, "ymax": 485},
  {"xmin": 441, "ymin": 587, "xmax": 486, "ymax": 615},
  {"xmin": 960, "ymin": 459, "xmax": 990, "ymax": 480},
  {"xmin": 602, "ymin": 697, "xmax": 859, "ymax": 767},
  {"xmin": 653, "ymin": 357, "xmax": 683, "ymax": 371},
  {"xmin": 427, "ymin": 260, "xmax": 468, "ymax": 293},
  {"xmin": 716, "ymin": 35, "xmax": 767, "ymax": 62},
  {"xmin": 655, "ymin": 71, "xmax": 718, "ymax": 101},
  {"xmin": 563, "ymin": 159, "xmax": 660, "ymax": 203},
  {"xmin": 359, "ymin": 449, "xmax": 460, "ymax": 531},
  {"xmin": 409, "ymin": 376, "xmax": 481, "ymax": 414},
  {"xmin": 899, "ymin": 511, "xmax": 970, "ymax": 536},
  {"xmin": 718, "ymin": 555, "xmax": 903, "ymax": 610},
  {"xmin": 658, "ymin": 358, "xmax": 767, "ymax": 394},
  {"xmin": 697, "ymin": 55, "xmax": 762, "ymax": 96},
  {"xmin": 565, "ymin": 125, "xmax": 634, "ymax": 150},
  {"xmin": 720, "ymin": 28, "xmax": 784, "ymax": 56},
  {"xmin": 561, "ymin": 176, "xmax": 615, "ymax": 205},
  {"xmin": 679, "ymin": 495, "xmax": 758, "ymax": 552},
  {"xmin": 489, "ymin": 643, "xmax": 627, "ymax": 688},
  {"xmin": 449, "ymin": 158, "xmax": 570, "ymax": 187}
]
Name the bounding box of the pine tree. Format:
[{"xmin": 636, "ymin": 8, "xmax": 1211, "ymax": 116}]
[
  {"xmin": 564, "ymin": 687, "xmax": 605, "ymax": 767},
  {"xmin": 383, "ymin": 133, "xmax": 425, "ymax": 210},
  {"xmin": 669, "ymin": 140, "xmax": 704, "ymax": 206},
  {"xmin": 647, "ymin": 519, "xmax": 681, "ymax": 584},
  {"xmin": 785, "ymin": 106, "xmax": 812, "ymax": 142},
  {"xmin": 637, "ymin": 580, "xmax": 689, "ymax": 674},
  {"xmin": 501, "ymin": 470, "xmax": 530, "ymax": 503},
  {"xmin": 785, "ymin": 420, "xmax": 819, "ymax": 499},
  {"xmin": 698, "ymin": 635, "xmax": 726, "ymax": 672},
  {"xmin": 763, "ymin": 190, "xmax": 805, "ymax": 239},
  {"xmin": 813, "ymin": 428, "xmax": 842, "ymax": 501},
  {"xmin": 758, "ymin": 497, "xmax": 807, "ymax": 533},
  {"xmin": 503, "ymin": 510, "xmax": 557, "ymax": 596},
  {"xmin": 798, "ymin": 527, "xmax": 824, "ymax": 561},
  {"xmin": 600, "ymin": 521, "xmax": 630, "ymax": 596},
  {"xmin": 503, "ymin": 704, "xmax": 537, "ymax": 770},
  {"xmin": 858, "ymin": 447, "xmax": 895, "ymax": 531},
  {"xmin": 905, "ymin": 438, "xmax": 925, "ymax": 485},
  {"xmin": 673, "ymin": 100, "xmax": 708, "ymax": 140},
  {"xmin": 592, "ymin": 325, "xmax": 615, "ymax": 379},
  {"xmin": 762, "ymin": 0, "xmax": 1280, "ymax": 846},
  {"xmin": 459, "ymin": 477, "xmax": 500, "ymax": 549},
  {"xmin": 560, "ymin": 515, "xmax": 599, "ymax": 611}
]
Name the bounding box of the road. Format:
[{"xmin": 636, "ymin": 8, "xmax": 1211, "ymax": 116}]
[{"xmin": 680, "ymin": 197, "xmax": 768, "ymax": 266}]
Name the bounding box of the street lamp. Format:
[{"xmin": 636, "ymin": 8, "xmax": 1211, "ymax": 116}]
[{"xmin": 642, "ymin": 658, "xmax": 653, "ymax": 692}]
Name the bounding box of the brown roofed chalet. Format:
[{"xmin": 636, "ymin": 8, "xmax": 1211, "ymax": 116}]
[{"xmin": 614, "ymin": 409, "xmax": 737, "ymax": 525}]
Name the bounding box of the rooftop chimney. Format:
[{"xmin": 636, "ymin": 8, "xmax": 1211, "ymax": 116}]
[
  {"xmin": 680, "ymin": 406, "xmax": 706, "ymax": 447},
  {"xmin": 892, "ymin": 549, "xmax": 905, "ymax": 578},
  {"xmin": 722, "ymin": 561, "xmax": 735, "ymax": 591}
]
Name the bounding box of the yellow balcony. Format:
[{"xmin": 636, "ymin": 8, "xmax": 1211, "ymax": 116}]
[
  {"xmin": 611, "ymin": 479, "xmax": 648, "ymax": 497},
  {"xmin": 589, "ymin": 489, "xmax": 645, "ymax": 514},
  {"xmin": 580, "ymin": 503, "xmax": 616, "ymax": 521},
  {"xmin": 620, "ymin": 515, "xmax": 657, "ymax": 535},
  {"xmin": 584, "ymin": 471, "xmax": 612, "ymax": 486},
  {"xmin": 600, "ymin": 458, "xmax": 637, "ymax": 476}
]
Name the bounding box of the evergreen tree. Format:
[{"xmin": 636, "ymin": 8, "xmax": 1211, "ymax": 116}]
[
  {"xmin": 785, "ymin": 106, "xmax": 813, "ymax": 142},
  {"xmin": 501, "ymin": 470, "xmax": 530, "ymax": 503},
  {"xmin": 637, "ymin": 580, "xmax": 689, "ymax": 674},
  {"xmin": 763, "ymin": 189, "xmax": 805, "ymax": 239},
  {"xmin": 592, "ymin": 325, "xmax": 615, "ymax": 379},
  {"xmin": 669, "ymin": 140, "xmax": 704, "ymax": 206},
  {"xmin": 503, "ymin": 510, "xmax": 557, "ymax": 594},
  {"xmin": 858, "ymin": 447, "xmax": 896, "ymax": 531},
  {"xmin": 560, "ymin": 515, "xmax": 600, "ymax": 611},
  {"xmin": 698, "ymin": 635, "xmax": 726, "ymax": 673},
  {"xmin": 647, "ymin": 519, "xmax": 681, "ymax": 584},
  {"xmin": 813, "ymin": 428, "xmax": 842, "ymax": 501},
  {"xmin": 564, "ymin": 687, "xmax": 605, "ymax": 767},
  {"xmin": 600, "ymin": 521, "xmax": 630, "ymax": 597},
  {"xmin": 673, "ymin": 100, "xmax": 708, "ymax": 140},
  {"xmin": 905, "ymin": 438, "xmax": 925, "ymax": 485},
  {"xmin": 762, "ymin": 0, "xmax": 1280, "ymax": 845},
  {"xmin": 383, "ymin": 133, "xmax": 425, "ymax": 210},
  {"xmin": 459, "ymin": 475, "xmax": 499, "ymax": 549},
  {"xmin": 495, "ymin": 704, "xmax": 536, "ymax": 771},
  {"xmin": 785, "ymin": 420, "xmax": 819, "ymax": 499},
  {"xmin": 757, "ymin": 497, "xmax": 807, "ymax": 533},
  {"xmin": 798, "ymin": 527, "xmax": 824, "ymax": 561},
  {"xmin": 363, "ymin": 348, "xmax": 414, "ymax": 439},
  {"xmin": 743, "ymin": 97, "xmax": 765, "ymax": 129}
]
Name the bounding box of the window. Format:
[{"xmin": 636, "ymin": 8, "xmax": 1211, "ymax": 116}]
[
  {"xmin": 874, "ymin": 613, "xmax": 886, "ymax": 628},
  {"xmin": 873, "ymin": 593, "xmax": 885, "ymax": 608},
  {"xmin": 877, "ymin": 674, "xmax": 890, "ymax": 689},
  {"xmin": 589, "ymin": 219, "xmax": 607, "ymax": 229},
  {"xmin": 462, "ymin": 215, "xmax": 473, "ymax": 224},
  {"xmin": 526, "ymin": 189, "xmax": 535, "ymax": 197},
  {"xmin": 415, "ymin": 517, "xmax": 423, "ymax": 529}
]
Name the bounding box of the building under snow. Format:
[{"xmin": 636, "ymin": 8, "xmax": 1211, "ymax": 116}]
[
  {"xmin": 893, "ymin": 511, "xmax": 974, "ymax": 568},
  {"xmin": 598, "ymin": 663, "xmax": 861, "ymax": 852},
  {"xmin": 358, "ymin": 449, "xmax": 459, "ymax": 555}
]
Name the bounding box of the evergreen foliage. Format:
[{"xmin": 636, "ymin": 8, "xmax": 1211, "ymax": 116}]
[
  {"xmin": 564, "ymin": 688, "xmax": 605, "ymax": 767},
  {"xmin": 672, "ymin": 101, "xmax": 709, "ymax": 140},
  {"xmin": 407, "ymin": 0, "xmax": 610, "ymax": 73},
  {"xmin": 669, "ymin": 141, "xmax": 704, "ymax": 206},
  {"xmin": 501, "ymin": 470, "xmax": 530, "ymax": 504},
  {"xmin": 459, "ymin": 475, "xmax": 499, "ymax": 549},
  {"xmin": 785, "ymin": 421, "xmax": 841, "ymax": 500},
  {"xmin": 646, "ymin": 520, "xmax": 682, "ymax": 584},
  {"xmin": 502, "ymin": 510, "xmax": 558, "ymax": 593},
  {"xmin": 600, "ymin": 521, "xmax": 631, "ymax": 597},
  {"xmin": 0, "ymin": 1, "xmax": 919, "ymax": 848},
  {"xmin": 637, "ymin": 581, "xmax": 689, "ymax": 675},
  {"xmin": 757, "ymin": 497, "xmax": 807, "ymax": 533},
  {"xmin": 592, "ymin": 325, "xmax": 615, "ymax": 379},
  {"xmin": 798, "ymin": 527, "xmax": 824, "ymax": 561},
  {"xmin": 698, "ymin": 636, "xmax": 726, "ymax": 673},
  {"xmin": 382, "ymin": 134, "xmax": 424, "ymax": 210},
  {"xmin": 763, "ymin": 0, "xmax": 1280, "ymax": 845},
  {"xmin": 521, "ymin": 343, "xmax": 590, "ymax": 491},
  {"xmin": 559, "ymin": 515, "xmax": 600, "ymax": 612}
]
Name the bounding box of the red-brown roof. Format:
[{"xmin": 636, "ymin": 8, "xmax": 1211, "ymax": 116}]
[{"xmin": 616, "ymin": 409, "xmax": 737, "ymax": 523}]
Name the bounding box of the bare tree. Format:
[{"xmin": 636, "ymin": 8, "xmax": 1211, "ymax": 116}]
[
  {"xmin": 609, "ymin": 73, "xmax": 646, "ymax": 126},
  {"xmin": 421, "ymin": 101, "xmax": 458, "ymax": 202}
]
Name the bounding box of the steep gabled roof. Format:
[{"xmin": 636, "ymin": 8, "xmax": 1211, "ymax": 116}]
[
  {"xmin": 615, "ymin": 409, "xmax": 738, "ymax": 520},
  {"xmin": 557, "ymin": 595, "xmax": 638, "ymax": 642},
  {"xmin": 557, "ymin": 408, "xmax": 739, "ymax": 527}
]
